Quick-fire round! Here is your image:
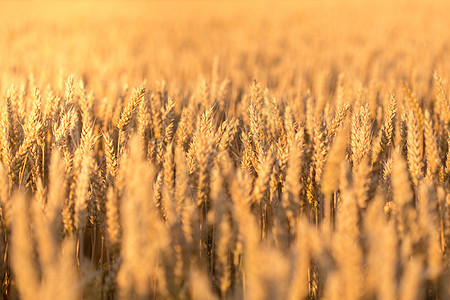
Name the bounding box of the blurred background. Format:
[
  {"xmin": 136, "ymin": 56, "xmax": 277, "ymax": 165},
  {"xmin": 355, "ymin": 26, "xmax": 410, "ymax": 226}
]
[{"xmin": 1, "ymin": 0, "xmax": 449, "ymax": 100}]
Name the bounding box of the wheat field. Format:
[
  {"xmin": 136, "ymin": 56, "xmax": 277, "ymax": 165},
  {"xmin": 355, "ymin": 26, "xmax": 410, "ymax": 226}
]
[{"xmin": 0, "ymin": 0, "xmax": 449, "ymax": 299}]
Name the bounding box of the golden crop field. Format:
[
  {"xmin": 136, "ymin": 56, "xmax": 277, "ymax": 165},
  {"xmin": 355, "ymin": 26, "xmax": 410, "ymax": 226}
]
[{"xmin": 0, "ymin": 0, "xmax": 450, "ymax": 299}]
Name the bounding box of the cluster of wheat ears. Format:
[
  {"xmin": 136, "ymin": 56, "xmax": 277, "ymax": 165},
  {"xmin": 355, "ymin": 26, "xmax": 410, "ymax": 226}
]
[
  {"xmin": 1, "ymin": 1, "xmax": 450, "ymax": 299},
  {"xmin": 0, "ymin": 71, "xmax": 448, "ymax": 299}
]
